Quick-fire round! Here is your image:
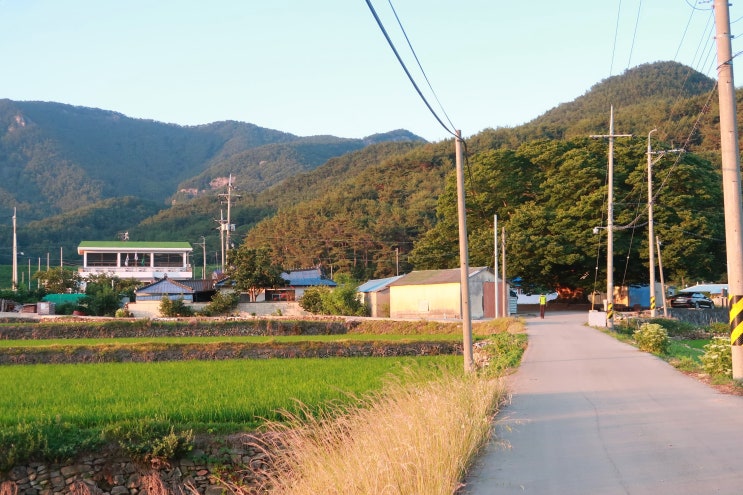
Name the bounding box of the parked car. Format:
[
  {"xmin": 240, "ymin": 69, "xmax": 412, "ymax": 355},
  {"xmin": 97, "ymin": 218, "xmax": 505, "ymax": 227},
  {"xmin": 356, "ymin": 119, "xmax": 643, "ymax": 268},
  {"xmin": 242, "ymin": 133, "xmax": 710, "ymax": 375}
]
[{"xmin": 669, "ymin": 292, "xmax": 714, "ymax": 308}]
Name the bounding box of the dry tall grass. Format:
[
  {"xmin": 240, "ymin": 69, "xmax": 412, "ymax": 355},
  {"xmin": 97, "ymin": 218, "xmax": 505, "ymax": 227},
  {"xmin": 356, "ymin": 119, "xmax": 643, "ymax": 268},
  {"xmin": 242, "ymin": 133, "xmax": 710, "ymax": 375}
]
[{"xmin": 253, "ymin": 369, "xmax": 505, "ymax": 495}]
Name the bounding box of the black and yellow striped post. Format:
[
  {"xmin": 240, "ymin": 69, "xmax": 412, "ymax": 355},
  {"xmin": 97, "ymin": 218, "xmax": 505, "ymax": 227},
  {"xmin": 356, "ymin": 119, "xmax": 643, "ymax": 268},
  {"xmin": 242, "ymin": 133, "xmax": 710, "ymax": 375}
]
[
  {"xmin": 730, "ymin": 294, "xmax": 743, "ymax": 346},
  {"xmin": 606, "ymin": 302, "xmax": 613, "ymax": 326},
  {"xmin": 650, "ymin": 295, "xmax": 656, "ymax": 312}
]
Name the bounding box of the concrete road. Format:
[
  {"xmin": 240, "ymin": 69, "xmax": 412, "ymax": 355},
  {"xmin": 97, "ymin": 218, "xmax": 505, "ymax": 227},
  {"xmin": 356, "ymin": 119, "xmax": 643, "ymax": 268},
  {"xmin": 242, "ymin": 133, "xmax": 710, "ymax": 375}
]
[{"xmin": 462, "ymin": 312, "xmax": 743, "ymax": 495}]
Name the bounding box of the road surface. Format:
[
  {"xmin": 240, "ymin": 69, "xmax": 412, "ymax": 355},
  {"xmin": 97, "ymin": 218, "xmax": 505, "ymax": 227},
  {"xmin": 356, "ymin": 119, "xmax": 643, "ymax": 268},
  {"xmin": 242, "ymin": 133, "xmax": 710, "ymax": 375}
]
[{"xmin": 462, "ymin": 312, "xmax": 743, "ymax": 494}]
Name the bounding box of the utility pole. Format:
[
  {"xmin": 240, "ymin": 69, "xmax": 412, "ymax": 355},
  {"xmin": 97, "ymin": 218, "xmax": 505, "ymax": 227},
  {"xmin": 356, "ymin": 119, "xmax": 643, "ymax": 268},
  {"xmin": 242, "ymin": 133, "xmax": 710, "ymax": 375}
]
[
  {"xmin": 502, "ymin": 226, "xmax": 508, "ymax": 316},
  {"xmin": 591, "ymin": 106, "xmax": 632, "ymax": 330},
  {"xmin": 656, "ymin": 236, "xmax": 668, "ymax": 318},
  {"xmin": 647, "ymin": 129, "xmax": 658, "ymax": 317},
  {"xmin": 218, "ymin": 174, "xmax": 240, "ymax": 266},
  {"xmin": 647, "ymin": 130, "xmax": 683, "ymax": 317},
  {"xmin": 714, "ymin": 0, "xmax": 743, "ymax": 379},
  {"xmin": 195, "ymin": 236, "xmax": 207, "ymax": 279},
  {"xmin": 11, "ymin": 208, "xmax": 17, "ymax": 291},
  {"xmin": 494, "ymin": 215, "xmax": 500, "ymax": 318},
  {"xmin": 455, "ymin": 130, "xmax": 473, "ymax": 372}
]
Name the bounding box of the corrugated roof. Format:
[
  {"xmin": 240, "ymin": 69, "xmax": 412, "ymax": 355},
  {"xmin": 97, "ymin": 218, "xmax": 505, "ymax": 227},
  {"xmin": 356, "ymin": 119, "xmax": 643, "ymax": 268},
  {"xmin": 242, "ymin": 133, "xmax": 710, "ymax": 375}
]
[
  {"xmin": 389, "ymin": 267, "xmax": 491, "ymax": 287},
  {"xmin": 679, "ymin": 283, "xmax": 727, "ymax": 294},
  {"xmin": 280, "ymin": 268, "xmax": 337, "ymax": 287},
  {"xmin": 357, "ymin": 275, "xmax": 404, "ymax": 293},
  {"xmin": 136, "ymin": 278, "xmax": 194, "ymax": 294}
]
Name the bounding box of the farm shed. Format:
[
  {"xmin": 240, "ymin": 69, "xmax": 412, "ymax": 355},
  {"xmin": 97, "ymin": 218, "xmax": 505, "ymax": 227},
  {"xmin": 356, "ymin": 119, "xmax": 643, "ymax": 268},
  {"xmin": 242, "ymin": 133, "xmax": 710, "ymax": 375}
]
[
  {"xmin": 388, "ymin": 267, "xmax": 495, "ymax": 320},
  {"xmin": 357, "ymin": 275, "xmax": 403, "ymax": 317}
]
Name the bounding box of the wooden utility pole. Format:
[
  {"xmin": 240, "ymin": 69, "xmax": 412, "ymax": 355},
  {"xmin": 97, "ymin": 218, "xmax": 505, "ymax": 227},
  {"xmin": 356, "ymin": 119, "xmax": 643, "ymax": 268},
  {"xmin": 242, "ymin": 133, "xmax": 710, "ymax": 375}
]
[
  {"xmin": 591, "ymin": 107, "xmax": 631, "ymax": 330},
  {"xmin": 455, "ymin": 130, "xmax": 473, "ymax": 372},
  {"xmin": 713, "ymin": 0, "xmax": 743, "ymax": 379}
]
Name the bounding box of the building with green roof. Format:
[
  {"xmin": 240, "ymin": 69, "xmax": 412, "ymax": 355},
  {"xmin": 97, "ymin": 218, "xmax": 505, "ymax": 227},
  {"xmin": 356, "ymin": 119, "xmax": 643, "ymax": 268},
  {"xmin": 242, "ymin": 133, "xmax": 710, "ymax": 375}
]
[{"xmin": 77, "ymin": 241, "xmax": 193, "ymax": 282}]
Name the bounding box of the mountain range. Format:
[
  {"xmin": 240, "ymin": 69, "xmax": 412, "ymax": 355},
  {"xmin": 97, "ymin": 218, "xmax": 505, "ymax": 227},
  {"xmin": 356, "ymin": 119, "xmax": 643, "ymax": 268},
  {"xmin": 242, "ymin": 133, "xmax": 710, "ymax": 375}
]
[{"xmin": 0, "ymin": 60, "xmax": 733, "ymax": 284}]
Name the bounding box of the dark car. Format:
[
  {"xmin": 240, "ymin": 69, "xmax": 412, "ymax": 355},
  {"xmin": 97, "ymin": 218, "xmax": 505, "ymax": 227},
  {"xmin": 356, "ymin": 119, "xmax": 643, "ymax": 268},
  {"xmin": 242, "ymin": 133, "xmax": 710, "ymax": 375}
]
[{"xmin": 669, "ymin": 292, "xmax": 714, "ymax": 309}]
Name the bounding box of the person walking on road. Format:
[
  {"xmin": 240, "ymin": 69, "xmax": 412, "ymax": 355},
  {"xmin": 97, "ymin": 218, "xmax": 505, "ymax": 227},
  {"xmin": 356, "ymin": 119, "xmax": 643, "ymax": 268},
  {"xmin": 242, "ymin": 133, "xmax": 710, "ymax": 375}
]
[{"xmin": 539, "ymin": 294, "xmax": 546, "ymax": 318}]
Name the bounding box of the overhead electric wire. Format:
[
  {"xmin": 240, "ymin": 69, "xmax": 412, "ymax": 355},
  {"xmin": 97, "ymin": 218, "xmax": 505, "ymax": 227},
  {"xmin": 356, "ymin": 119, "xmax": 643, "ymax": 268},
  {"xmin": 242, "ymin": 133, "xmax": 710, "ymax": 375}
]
[
  {"xmin": 609, "ymin": 0, "xmax": 624, "ymax": 76},
  {"xmin": 364, "ymin": 0, "xmax": 457, "ymax": 138},
  {"xmin": 385, "ymin": 0, "xmax": 456, "ymax": 132},
  {"xmin": 626, "ymin": 0, "xmax": 643, "ymax": 70}
]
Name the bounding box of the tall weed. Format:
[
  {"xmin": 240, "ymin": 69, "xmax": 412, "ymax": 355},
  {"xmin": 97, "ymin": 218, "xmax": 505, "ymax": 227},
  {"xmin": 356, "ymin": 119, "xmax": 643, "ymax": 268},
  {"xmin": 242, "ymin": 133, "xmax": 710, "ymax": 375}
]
[{"xmin": 254, "ymin": 370, "xmax": 505, "ymax": 495}]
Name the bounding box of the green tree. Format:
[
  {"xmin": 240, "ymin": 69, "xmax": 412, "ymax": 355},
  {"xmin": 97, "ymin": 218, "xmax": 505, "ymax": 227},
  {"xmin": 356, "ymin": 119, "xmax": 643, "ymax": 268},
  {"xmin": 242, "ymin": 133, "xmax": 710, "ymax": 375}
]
[
  {"xmin": 298, "ymin": 274, "xmax": 367, "ymax": 316},
  {"xmin": 226, "ymin": 247, "xmax": 285, "ymax": 302},
  {"xmin": 159, "ymin": 295, "xmax": 193, "ymax": 317},
  {"xmin": 33, "ymin": 267, "xmax": 81, "ymax": 294}
]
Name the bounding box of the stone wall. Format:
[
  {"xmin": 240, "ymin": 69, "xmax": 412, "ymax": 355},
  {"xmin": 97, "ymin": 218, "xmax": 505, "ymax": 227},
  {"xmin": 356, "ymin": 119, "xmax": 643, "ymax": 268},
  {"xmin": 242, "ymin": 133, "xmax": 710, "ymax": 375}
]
[{"xmin": 1, "ymin": 434, "xmax": 272, "ymax": 495}]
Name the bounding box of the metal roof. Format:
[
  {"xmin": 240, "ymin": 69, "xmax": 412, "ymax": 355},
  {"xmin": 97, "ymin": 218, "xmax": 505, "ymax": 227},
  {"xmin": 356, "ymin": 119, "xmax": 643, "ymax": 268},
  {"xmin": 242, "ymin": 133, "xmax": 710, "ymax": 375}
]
[
  {"xmin": 280, "ymin": 268, "xmax": 337, "ymax": 287},
  {"xmin": 389, "ymin": 267, "xmax": 491, "ymax": 287},
  {"xmin": 357, "ymin": 275, "xmax": 404, "ymax": 293},
  {"xmin": 136, "ymin": 278, "xmax": 194, "ymax": 294}
]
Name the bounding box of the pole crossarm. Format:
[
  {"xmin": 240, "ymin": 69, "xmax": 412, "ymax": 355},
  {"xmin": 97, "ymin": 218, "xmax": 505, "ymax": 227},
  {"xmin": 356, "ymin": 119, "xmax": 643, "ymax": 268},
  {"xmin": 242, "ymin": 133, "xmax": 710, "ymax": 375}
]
[{"xmin": 589, "ymin": 107, "xmax": 632, "ymax": 330}]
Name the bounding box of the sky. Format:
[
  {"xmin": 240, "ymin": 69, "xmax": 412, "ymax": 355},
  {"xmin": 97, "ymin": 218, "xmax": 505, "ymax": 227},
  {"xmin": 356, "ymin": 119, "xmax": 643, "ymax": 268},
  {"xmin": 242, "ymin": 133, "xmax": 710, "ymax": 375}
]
[{"xmin": 0, "ymin": 0, "xmax": 740, "ymax": 143}]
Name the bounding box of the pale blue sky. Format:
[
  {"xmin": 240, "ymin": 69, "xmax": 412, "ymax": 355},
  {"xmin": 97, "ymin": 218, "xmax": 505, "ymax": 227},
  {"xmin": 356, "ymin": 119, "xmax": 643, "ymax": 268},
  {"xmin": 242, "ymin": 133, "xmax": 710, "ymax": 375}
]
[{"xmin": 0, "ymin": 1, "xmax": 738, "ymax": 142}]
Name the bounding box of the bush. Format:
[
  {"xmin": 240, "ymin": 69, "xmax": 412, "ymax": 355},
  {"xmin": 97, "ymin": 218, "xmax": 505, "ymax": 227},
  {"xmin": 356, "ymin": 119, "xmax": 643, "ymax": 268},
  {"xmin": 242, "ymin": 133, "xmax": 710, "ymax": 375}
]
[
  {"xmin": 701, "ymin": 336, "xmax": 733, "ymax": 377},
  {"xmin": 199, "ymin": 291, "xmax": 239, "ymax": 317},
  {"xmin": 103, "ymin": 419, "xmax": 193, "ymax": 463},
  {"xmin": 633, "ymin": 323, "xmax": 669, "ymax": 354},
  {"xmin": 159, "ymin": 296, "xmax": 194, "ymax": 317},
  {"xmin": 298, "ymin": 275, "xmax": 367, "ymax": 316}
]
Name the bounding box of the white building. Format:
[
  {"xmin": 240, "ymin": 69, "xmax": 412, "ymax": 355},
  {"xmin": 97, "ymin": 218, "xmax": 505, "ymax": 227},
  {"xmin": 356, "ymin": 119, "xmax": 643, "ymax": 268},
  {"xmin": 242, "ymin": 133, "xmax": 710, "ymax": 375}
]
[{"xmin": 77, "ymin": 241, "xmax": 193, "ymax": 282}]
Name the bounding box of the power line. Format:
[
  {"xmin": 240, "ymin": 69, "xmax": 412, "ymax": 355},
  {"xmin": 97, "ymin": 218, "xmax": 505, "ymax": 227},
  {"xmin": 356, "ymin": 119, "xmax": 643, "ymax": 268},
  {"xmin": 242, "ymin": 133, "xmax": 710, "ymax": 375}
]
[
  {"xmin": 626, "ymin": 0, "xmax": 643, "ymax": 71},
  {"xmin": 364, "ymin": 0, "xmax": 457, "ymax": 138},
  {"xmin": 384, "ymin": 0, "xmax": 456, "ymax": 132}
]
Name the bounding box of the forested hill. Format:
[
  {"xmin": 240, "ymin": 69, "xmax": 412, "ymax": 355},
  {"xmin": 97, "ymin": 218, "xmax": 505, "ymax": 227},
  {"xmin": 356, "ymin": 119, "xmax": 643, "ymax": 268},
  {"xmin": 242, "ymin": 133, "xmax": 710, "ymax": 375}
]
[
  {"xmin": 240, "ymin": 61, "xmax": 735, "ymax": 288},
  {"xmin": 0, "ymin": 99, "xmax": 425, "ymax": 219},
  {"xmin": 1, "ymin": 61, "xmax": 736, "ymax": 290}
]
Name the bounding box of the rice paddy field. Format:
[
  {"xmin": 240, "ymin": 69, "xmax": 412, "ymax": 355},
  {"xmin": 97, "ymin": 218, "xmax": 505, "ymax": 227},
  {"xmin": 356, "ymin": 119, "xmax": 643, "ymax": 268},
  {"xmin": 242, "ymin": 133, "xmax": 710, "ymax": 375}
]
[{"xmin": 0, "ymin": 355, "xmax": 461, "ymax": 430}]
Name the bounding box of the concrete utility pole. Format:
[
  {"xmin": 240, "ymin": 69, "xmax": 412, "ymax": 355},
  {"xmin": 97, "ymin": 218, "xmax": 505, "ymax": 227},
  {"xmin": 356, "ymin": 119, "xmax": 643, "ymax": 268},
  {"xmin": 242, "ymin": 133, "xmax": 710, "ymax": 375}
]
[
  {"xmin": 591, "ymin": 107, "xmax": 631, "ymax": 330},
  {"xmin": 502, "ymin": 226, "xmax": 508, "ymax": 316},
  {"xmin": 12, "ymin": 208, "xmax": 17, "ymax": 291},
  {"xmin": 647, "ymin": 130, "xmax": 683, "ymax": 317},
  {"xmin": 455, "ymin": 130, "xmax": 473, "ymax": 372},
  {"xmin": 494, "ymin": 215, "xmax": 500, "ymax": 318},
  {"xmin": 647, "ymin": 129, "xmax": 658, "ymax": 317},
  {"xmin": 218, "ymin": 174, "xmax": 240, "ymax": 267},
  {"xmin": 713, "ymin": 0, "xmax": 743, "ymax": 379}
]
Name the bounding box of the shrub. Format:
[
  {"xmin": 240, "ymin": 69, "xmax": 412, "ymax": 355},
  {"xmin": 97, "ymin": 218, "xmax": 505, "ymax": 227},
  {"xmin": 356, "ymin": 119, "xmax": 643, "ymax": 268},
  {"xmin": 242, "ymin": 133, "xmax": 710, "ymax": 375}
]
[
  {"xmin": 199, "ymin": 291, "xmax": 239, "ymax": 317},
  {"xmin": 709, "ymin": 322, "xmax": 729, "ymax": 336},
  {"xmin": 103, "ymin": 419, "xmax": 193, "ymax": 463},
  {"xmin": 701, "ymin": 336, "xmax": 733, "ymax": 377},
  {"xmin": 159, "ymin": 296, "xmax": 194, "ymax": 317},
  {"xmin": 633, "ymin": 323, "xmax": 669, "ymax": 354}
]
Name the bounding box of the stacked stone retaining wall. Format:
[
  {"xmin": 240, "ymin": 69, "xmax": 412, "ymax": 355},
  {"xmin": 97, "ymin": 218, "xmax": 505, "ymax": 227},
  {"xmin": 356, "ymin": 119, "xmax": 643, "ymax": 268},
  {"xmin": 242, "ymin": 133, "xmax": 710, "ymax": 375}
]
[{"xmin": 2, "ymin": 434, "xmax": 271, "ymax": 495}]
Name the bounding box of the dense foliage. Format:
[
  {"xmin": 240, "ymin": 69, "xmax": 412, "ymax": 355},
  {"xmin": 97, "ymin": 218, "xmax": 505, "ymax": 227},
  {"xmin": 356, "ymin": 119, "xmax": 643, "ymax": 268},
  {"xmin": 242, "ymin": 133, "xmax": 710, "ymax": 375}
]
[{"xmin": 225, "ymin": 246, "xmax": 285, "ymax": 301}]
